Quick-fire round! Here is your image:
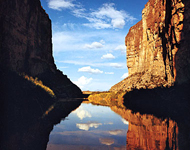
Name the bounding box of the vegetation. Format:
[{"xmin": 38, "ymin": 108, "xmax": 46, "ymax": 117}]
[
  {"xmin": 22, "ymin": 74, "xmax": 56, "ymax": 98},
  {"xmin": 88, "ymin": 90, "xmax": 126, "ymax": 109}
]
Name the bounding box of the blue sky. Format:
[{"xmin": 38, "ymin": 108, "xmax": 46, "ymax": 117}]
[{"xmin": 40, "ymin": 0, "xmax": 148, "ymax": 91}]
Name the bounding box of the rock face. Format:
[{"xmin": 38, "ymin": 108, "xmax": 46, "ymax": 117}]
[
  {"xmin": 111, "ymin": 0, "xmax": 190, "ymax": 92},
  {"xmin": 0, "ymin": 0, "xmax": 82, "ymax": 98}
]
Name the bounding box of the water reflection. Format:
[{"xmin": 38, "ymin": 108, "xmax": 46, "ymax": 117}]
[
  {"xmin": 111, "ymin": 106, "xmax": 178, "ymax": 150},
  {"xmin": 1, "ymin": 98, "xmax": 82, "ymax": 150},
  {"xmin": 2, "ymin": 96, "xmax": 189, "ymax": 150},
  {"xmin": 47, "ymin": 102, "xmax": 128, "ymax": 150},
  {"xmin": 47, "ymin": 101, "xmax": 182, "ymax": 150}
]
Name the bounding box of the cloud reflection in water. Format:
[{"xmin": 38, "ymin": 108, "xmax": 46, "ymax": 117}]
[
  {"xmin": 48, "ymin": 102, "xmax": 128, "ymax": 149},
  {"xmin": 76, "ymin": 121, "xmax": 102, "ymax": 131}
]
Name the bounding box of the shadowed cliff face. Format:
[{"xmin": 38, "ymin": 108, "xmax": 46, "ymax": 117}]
[
  {"xmin": 0, "ymin": 0, "xmax": 82, "ymax": 98},
  {"xmin": 175, "ymin": 0, "xmax": 190, "ymax": 84},
  {"xmin": 0, "ymin": 0, "xmax": 55, "ymax": 75},
  {"xmin": 111, "ymin": 0, "xmax": 190, "ymax": 92}
]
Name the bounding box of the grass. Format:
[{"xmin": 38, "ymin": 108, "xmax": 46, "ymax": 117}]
[{"xmin": 22, "ymin": 74, "xmax": 56, "ymax": 98}]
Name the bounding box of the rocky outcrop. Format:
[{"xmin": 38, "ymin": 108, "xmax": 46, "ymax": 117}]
[
  {"xmin": 0, "ymin": 0, "xmax": 82, "ymax": 98},
  {"xmin": 111, "ymin": 0, "xmax": 190, "ymax": 92}
]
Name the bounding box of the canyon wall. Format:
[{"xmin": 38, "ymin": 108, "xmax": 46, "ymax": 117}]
[
  {"xmin": 111, "ymin": 0, "xmax": 190, "ymax": 92},
  {"xmin": 0, "ymin": 0, "xmax": 82, "ymax": 98}
]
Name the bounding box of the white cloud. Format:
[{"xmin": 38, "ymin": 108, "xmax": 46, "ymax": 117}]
[
  {"xmin": 84, "ymin": 3, "xmax": 136, "ymax": 29},
  {"xmin": 101, "ymin": 53, "xmax": 115, "ymax": 59},
  {"xmin": 48, "ymin": 1, "xmax": 136, "ymax": 29},
  {"xmin": 84, "ymin": 41, "xmax": 104, "ymax": 49},
  {"xmin": 48, "ymin": 0, "xmax": 75, "ymax": 10},
  {"xmin": 115, "ymin": 45, "xmax": 126, "ymax": 52},
  {"xmin": 59, "ymin": 60, "xmax": 126, "ymax": 69},
  {"xmin": 78, "ymin": 66, "xmax": 103, "ymax": 74},
  {"xmin": 76, "ymin": 122, "xmax": 102, "ymax": 131},
  {"xmin": 52, "ymin": 30, "xmax": 126, "ymax": 53},
  {"xmin": 83, "ymin": 22, "xmax": 111, "ymax": 29},
  {"xmin": 74, "ymin": 76, "xmax": 92, "ymax": 89},
  {"xmin": 110, "ymin": 63, "xmax": 123, "ymax": 68},
  {"xmin": 105, "ymin": 72, "xmax": 114, "ymax": 75},
  {"xmin": 100, "ymin": 40, "xmax": 105, "ymax": 44},
  {"xmin": 73, "ymin": 109, "xmax": 92, "ymax": 120},
  {"xmin": 112, "ymin": 18, "xmax": 125, "ymax": 28},
  {"xmin": 121, "ymin": 118, "xmax": 129, "ymax": 125},
  {"xmin": 121, "ymin": 73, "xmax": 129, "ymax": 79}
]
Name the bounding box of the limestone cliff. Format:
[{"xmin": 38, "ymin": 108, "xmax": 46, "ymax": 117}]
[
  {"xmin": 111, "ymin": 0, "xmax": 190, "ymax": 92},
  {"xmin": 0, "ymin": 0, "xmax": 82, "ymax": 98}
]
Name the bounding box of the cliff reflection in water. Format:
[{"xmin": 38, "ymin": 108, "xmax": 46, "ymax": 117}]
[
  {"xmin": 47, "ymin": 100, "xmax": 180, "ymax": 150},
  {"xmin": 2, "ymin": 92, "xmax": 189, "ymax": 150},
  {"xmin": 1, "ymin": 97, "xmax": 82, "ymax": 150},
  {"xmin": 111, "ymin": 106, "xmax": 178, "ymax": 150}
]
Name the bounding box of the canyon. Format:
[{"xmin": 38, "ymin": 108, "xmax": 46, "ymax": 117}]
[
  {"xmin": 0, "ymin": 1, "xmax": 82, "ymax": 149},
  {"xmin": 1, "ymin": 0, "xmax": 190, "ymax": 149},
  {"xmin": 0, "ymin": 0, "xmax": 82, "ymax": 98},
  {"xmin": 111, "ymin": 0, "xmax": 190, "ymax": 92}
]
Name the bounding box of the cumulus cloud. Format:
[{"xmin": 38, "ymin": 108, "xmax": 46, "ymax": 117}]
[
  {"xmin": 73, "ymin": 109, "xmax": 92, "ymax": 120},
  {"xmin": 74, "ymin": 76, "xmax": 92, "ymax": 89},
  {"xmin": 84, "ymin": 3, "xmax": 136, "ymax": 29},
  {"xmin": 101, "ymin": 53, "xmax": 115, "ymax": 59},
  {"xmin": 48, "ymin": 1, "xmax": 136, "ymax": 29},
  {"xmin": 78, "ymin": 66, "xmax": 103, "ymax": 74},
  {"xmin": 115, "ymin": 45, "xmax": 126, "ymax": 53},
  {"xmin": 84, "ymin": 41, "xmax": 104, "ymax": 49},
  {"xmin": 76, "ymin": 122, "xmax": 102, "ymax": 131},
  {"xmin": 48, "ymin": 0, "xmax": 75, "ymax": 10},
  {"xmin": 121, "ymin": 73, "xmax": 129, "ymax": 79}
]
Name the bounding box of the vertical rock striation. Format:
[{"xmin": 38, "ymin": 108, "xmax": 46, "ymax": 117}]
[
  {"xmin": 111, "ymin": 0, "xmax": 190, "ymax": 92},
  {"xmin": 0, "ymin": 0, "xmax": 82, "ymax": 98}
]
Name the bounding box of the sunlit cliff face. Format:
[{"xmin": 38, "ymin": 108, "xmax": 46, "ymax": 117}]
[
  {"xmin": 111, "ymin": 0, "xmax": 188, "ymax": 92},
  {"xmin": 126, "ymin": 0, "xmax": 185, "ymax": 82}
]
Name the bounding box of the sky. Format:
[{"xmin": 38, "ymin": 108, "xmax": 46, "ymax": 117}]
[{"xmin": 40, "ymin": 0, "xmax": 148, "ymax": 91}]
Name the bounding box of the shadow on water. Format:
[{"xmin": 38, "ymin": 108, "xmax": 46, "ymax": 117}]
[
  {"xmin": 1, "ymin": 98, "xmax": 82, "ymax": 150},
  {"xmin": 0, "ymin": 69, "xmax": 82, "ymax": 150}
]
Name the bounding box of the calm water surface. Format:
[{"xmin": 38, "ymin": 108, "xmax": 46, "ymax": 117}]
[{"xmin": 47, "ymin": 102, "xmax": 128, "ymax": 150}]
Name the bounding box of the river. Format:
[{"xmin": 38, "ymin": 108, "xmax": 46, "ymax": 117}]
[{"xmin": 47, "ymin": 102, "xmax": 128, "ymax": 150}]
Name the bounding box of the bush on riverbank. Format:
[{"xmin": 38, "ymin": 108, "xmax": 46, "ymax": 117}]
[{"xmin": 88, "ymin": 90, "xmax": 126, "ymax": 108}]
